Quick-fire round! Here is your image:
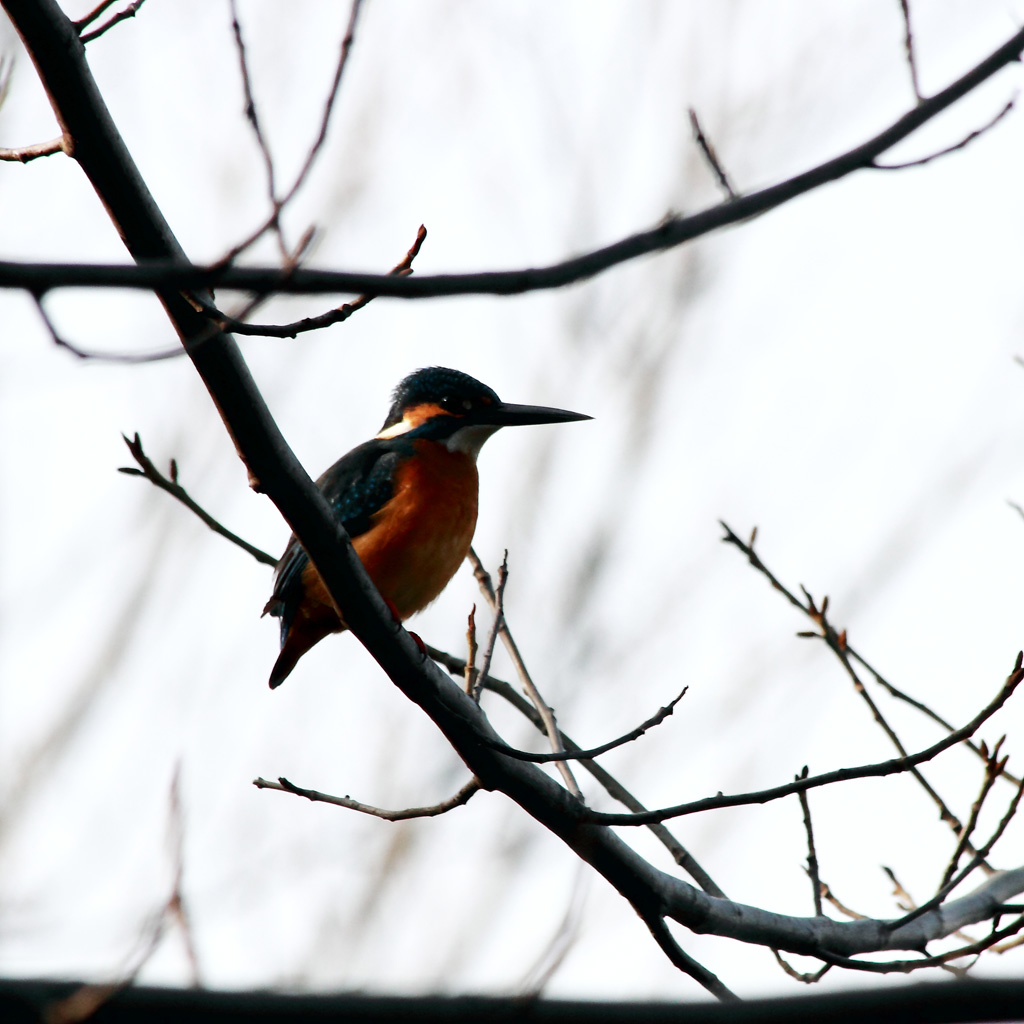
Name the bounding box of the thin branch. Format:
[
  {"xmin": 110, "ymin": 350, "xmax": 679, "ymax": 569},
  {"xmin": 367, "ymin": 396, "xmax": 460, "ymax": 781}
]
[
  {"xmin": 73, "ymin": 0, "xmax": 117, "ymax": 30},
  {"xmin": 119, "ymin": 432, "xmax": 278, "ymax": 566},
  {"xmin": 469, "ymin": 548, "xmax": 582, "ymax": 799},
  {"xmin": 897, "ymin": 0, "xmax": 929, "ymax": 102},
  {"xmin": 472, "ymin": 551, "xmax": 507, "ymax": 702},
  {"xmin": 818, "ymin": 914, "xmax": 1024, "ymax": 974},
  {"xmin": 13, "ymin": 0, "xmax": 1024, "ymax": 972},
  {"xmin": 688, "ymin": 107, "xmax": 736, "ymax": 198},
  {"xmin": 874, "ymin": 97, "xmax": 1015, "ymax": 170},
  {"xmin": 819, "ymin": 878, "xmax": 867, "ymax": 920},
  {"xmin": 228, "ymin": 0, "xmax": 283, "ymax": 257},
  {"xmin": 0, "ymin": 136, "xmax": 65, "ymax": 162},
  {"xmin": 880, "ymin": 865, "xmax": 982, "ymax": 948},
  {"xmin": 884, "ymin": 776, "xmax": 1024, "ymax": 933},
  {"xmin": 427, "ymin": 644, "xmax": 726, "ymax": 898},
  {"xmin": 772, "ymin": 949, "xmax": 831, "ymax": 984},
  {"xmin": 79, "ymin": 0, "xmax": 147, "ymax": 45},
  {"xmin": 253, "ymin": 775, "xmax": 480, "ymax": 820},
  {"xmin": 807, "ymin": 587, "xmax": 984, "ymax": 862},
  {"xmin": 883, "ymin": 865, "xmax": 917, "ymax": 914},
  {"xmin": 42, "ymin": 769, "xmax": 200, "ymax": 1022},
  {"xmin": 940, "ymin": 740, "xmax": 1007, "ymax": 889},
  {"xmin": 641, "ymin": 912, "xmax": 737, "ymax": 1002},
  {"xmin": 478, "ymin": 686, "xmax": 687, "ymax": 763},
  {"xmin": 463, "ymin": 605, "xmax": 478, "ymax": 696},
  {"xmin": 218, "ymin": 0, "xmax": 364, "ymax": 265},
  {"xmin": 848, "ymin": 646, "xmax": 1021, "ymax": 787},
  {"xmin": 40, "ymin": 223, "xmax": 421, "ymax": 358},
  {"xmin": 33, "ymin": 293, "xmax": 183, "ymax": 362},
  {"xmin": 4, "ymin": 21, "xmax": 1024, "ymax": 300},
  {"xmin": 585, "ymin": 658, "xmax": 1023, "ymax": 825},
  {"xmin": 203, "ymin": 225, "xmax": 428, "ymax": 338},
  {"xmin": 797, "ymin": 767, "xmax": 823, "ymax": 916},
  {"xmin": 721, "ymin": 521, "xmax": 1003, "ymax": 856},
  {"xmin": 898, "ymin": 0, "xmax": 924, "ymax": 103}
]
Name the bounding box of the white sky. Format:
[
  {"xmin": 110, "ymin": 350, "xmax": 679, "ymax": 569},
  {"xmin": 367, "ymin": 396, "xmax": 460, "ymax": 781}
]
[{"xmin": 2, "ymin": 0, "xmax": 1024, "ymax": 1002}]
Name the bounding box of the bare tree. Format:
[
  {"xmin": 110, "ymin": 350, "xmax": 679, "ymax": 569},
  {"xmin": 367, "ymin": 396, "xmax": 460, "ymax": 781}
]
[{"xmin": 2, "ymin": 0, "xmax": 1024, "ymax": 1012}]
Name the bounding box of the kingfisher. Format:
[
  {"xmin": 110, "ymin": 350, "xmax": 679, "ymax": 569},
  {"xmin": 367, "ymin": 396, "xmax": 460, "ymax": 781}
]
[{"xmin": 263, "ymin": 366, "xmax": 590, "ymax": 688}]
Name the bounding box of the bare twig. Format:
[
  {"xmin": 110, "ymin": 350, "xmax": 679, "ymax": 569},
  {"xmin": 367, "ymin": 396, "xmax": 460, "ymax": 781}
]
[
  {"xmin": 688, "ymin": 107, "xmax": 736, "ymax": 199},
  {"xmin": 772, "ymin": 949, "xmax": 831, "ymax": 984},
  {"xmin": 884, "ymin": 776, "xmax": 1024, "ymax": 933},
  {"xmin": 33, "ymin": 294, "xmax": 183, "ymax": 362},
  {"xmin": 79, "ymin": 0, "xmax": 147, "ymax": 44},
  {"xmin": 463, "ymin": 605, "xmax": 478, "ymax": 696},
  {"xmin": 73, "ymin": 0, "xmax": 117, "ymax": 30},
  {"xmin": 0, "ymin": 136, "xmax": 65, "ymax": 162},
  {"xmin": 472, "ymin": 551, "xmax": 507, "ymax": 702},
  {"xmin": 819, "ymin": 878, "xmax": 867, "ymax": 920},
  {"xmin": 883, "ymin": 865, "xmax": 917, "ymax": 914},
  {"xmin": 818, "ymin": 914, "xmax": 1024, "ymax": 973},
  {"xmin": 203, "ymin": 225, "xmax": 428, "ymax": 338},
  {"xmin": 721, "ymin": 522, "xmax": 997, "ymax": 861},
  {"xmin": 874, "ymin": 97, "xmax": 1015, "ymax": 170},
  {"xmin": 898, "ymin": 0, "xmax": 924, "ymax": 103},
  {"xmin": 797, "ymin": 767, "xmax": 823, "ymax": 916},
  {"xmin": 218, "ymin": 0, "xmax": 365, "ymax": 265},
  {"xmin": 848, "ymin": 647, "xmax": 1021, "ymax": 787},
  {"xmin": 641, "ymin": 912, "xmax": 737, "ymax": 1002},
  {"xmin": 478, "ymin": 687, "xmax": 687, "ymax": 763},
  {"xmin": 165, "ymin": 767, "xmax": 200, "ymax": 985},
  {"xmin": 940, "ymin": 740, "xmax": 1007, "ymax": 889},
  {"xmin": 119, "ymin": 432, "xmax": 277, "ymax": 566},
  {"xmin": 427, "ymin": 644, "xmax": 725, "ymax": 897},
  {"xmin": 586, "ymin": 657, "xmax": 1023, "ymax": 825},
  {"xmin": 6, "ymin": 21, "xmax": 1024, "ymax": 301},
  {"xmin": 469, "ymin": 548, "xmax": 582, "ymax": 799},
  {"xmin": 881, "ymin": 866, "xmax": 975, "ymax": 945},
  {"xmin": 253, "ymin": 775, "xmax": 480, "ymax": 820},
  {"xmin": 228, "ymin": 0, "xmax": 283, "ymax": 258},
  {"xmin": 43, "ymin": 770, "xmax": 199, "ymax": 1023},
  {"xmin": 13, "ymin": 0, "xmax": 1024, "ymax": 973}
]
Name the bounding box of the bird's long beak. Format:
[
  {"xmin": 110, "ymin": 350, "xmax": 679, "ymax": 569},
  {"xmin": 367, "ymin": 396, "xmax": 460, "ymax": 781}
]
[{"xmin": 476, "ymin": 402, "xmax": 592, "ymax": 427}]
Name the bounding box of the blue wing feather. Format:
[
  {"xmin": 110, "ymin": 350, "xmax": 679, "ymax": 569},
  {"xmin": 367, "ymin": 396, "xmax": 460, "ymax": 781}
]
[{"xmin": 264, "ymin": 438, "xmax": 410, "ymax": 640}]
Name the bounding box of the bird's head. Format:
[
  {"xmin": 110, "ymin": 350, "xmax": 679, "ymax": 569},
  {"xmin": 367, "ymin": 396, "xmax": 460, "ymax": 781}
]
[{"xmin": 377, "ymin": 366, "xmax": 590, "ymax": 457}]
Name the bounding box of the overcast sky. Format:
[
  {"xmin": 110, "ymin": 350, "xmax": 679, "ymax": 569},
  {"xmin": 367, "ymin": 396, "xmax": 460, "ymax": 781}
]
[{"xmin": 2, "ymin": 0, "xmax": 1024, "ymax": 1001}]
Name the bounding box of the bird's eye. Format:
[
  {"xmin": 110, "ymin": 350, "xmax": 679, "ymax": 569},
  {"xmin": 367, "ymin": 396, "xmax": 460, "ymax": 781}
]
[{"xmin": 440, "ymin": 395, "xmax": 473, "ymax": 413}]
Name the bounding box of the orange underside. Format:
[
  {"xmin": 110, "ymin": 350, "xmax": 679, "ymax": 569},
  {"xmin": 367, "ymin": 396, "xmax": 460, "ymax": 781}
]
[{"xmin": 275, "ymin": 442, "xmax": 479, "ymax": 680}]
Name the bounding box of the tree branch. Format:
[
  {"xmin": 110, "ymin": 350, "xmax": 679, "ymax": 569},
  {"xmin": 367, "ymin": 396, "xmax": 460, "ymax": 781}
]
[
  {"xmin": 478, "ymin": 687, "xmax": 687, "ymax": 763},
  {"xmin": 0, "ymin": 135, "xmax": 65, "ymax": 162},
  {"xmin": 688, "ymin": 107, "xmax": 736, "ymax": 199},
  {"xmin": 9, "ymin": 0, "xmax": 1024, "ymax": 981},
  {"xmin": 797, "ymin": 767, "xmax": 823, "ymax": 917},
  {"xmin": 874, "ymin": 97, "xmax": 1015, "ymax": 170},
  {"xmin": 470, "ymin": 548, "xmax": 582, "ymax": 799},
  {"xmin": 585, "ymin": 659, "xmax": 1022, "ymax": 825},
  {"xmin": 428, "ymin": 645, "xmax": 725, "ymax": 899},
  {"xmin": 118, "ymin": 433, "xmax": 277, "ymax": 567},
  {"xmin": 1, "ymin": 20, "xmax": 1022, "ymax": 300},
  {"xmin": 253, "ymin": 776, "xmax": 481, "ymax": 820},
  {"xmin": 201, "ymin": 225, "xmax": 428, "ymax": 338},
  {"xmin": 79, "ymin": 0, "xmax": 147, "ymax": 45},
  {"xmin": 897, "ymin": 0, "xmax": 924, "ymax": 104}
]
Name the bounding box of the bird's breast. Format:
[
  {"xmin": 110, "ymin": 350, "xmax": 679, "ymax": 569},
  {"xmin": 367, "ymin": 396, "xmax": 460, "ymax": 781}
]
[{"xmin": 354, "ymin": 440, "xmax": 479, "ymax": 619}]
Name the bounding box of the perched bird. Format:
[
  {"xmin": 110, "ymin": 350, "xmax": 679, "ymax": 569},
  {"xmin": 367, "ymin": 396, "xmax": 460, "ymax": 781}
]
[{"xmin": 263, "ymin": 366, "xmax": 590, "ymax": 688}]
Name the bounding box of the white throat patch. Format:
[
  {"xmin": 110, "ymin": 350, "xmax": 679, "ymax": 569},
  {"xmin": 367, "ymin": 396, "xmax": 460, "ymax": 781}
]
[{"xmin": 444, "ymin": 424, "xmax": 501, "ymax": 460}]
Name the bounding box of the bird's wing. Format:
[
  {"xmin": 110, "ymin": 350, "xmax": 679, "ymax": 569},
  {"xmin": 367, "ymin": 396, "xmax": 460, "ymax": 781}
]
[{"xmin": 263, "ymin": 439, "xmax": 407, "ymax": 632}]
